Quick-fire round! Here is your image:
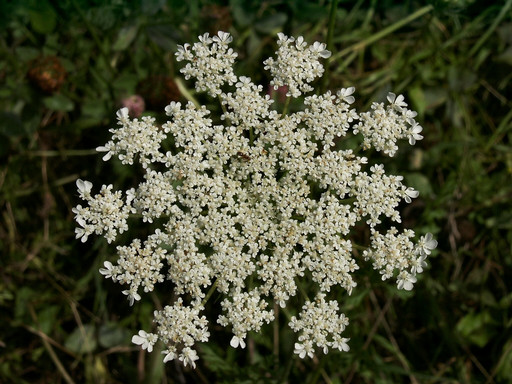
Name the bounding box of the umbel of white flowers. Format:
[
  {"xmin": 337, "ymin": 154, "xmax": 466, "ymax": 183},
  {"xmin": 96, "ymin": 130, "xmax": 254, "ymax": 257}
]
[{"xmin": 73, "ymin": 31, "xmax": 437, "ymax": 368}]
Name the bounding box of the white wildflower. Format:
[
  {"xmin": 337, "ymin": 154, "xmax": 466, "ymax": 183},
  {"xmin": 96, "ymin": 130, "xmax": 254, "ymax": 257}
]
[
  {"xmin": 131, "ymin": 330, "xmax": 157, "ymax": 353},
  {"xmin": 74, "ymin": 32, "xmax": 436, "ymax": 368}
]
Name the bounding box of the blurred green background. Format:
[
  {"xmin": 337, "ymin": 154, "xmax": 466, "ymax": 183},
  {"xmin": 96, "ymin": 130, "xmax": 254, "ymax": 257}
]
[{"xmin": 1, "ymin": 0, "xmax": 511, "ymax": 383}]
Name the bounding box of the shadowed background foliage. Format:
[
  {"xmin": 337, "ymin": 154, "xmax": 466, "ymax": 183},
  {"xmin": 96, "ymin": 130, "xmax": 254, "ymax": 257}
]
[{"xmin": 1, "ymin": 0, "xmax": 511, "ymax": 383}]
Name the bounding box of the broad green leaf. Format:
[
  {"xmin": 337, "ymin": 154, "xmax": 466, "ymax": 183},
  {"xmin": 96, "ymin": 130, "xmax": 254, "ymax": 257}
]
[
  {"xmin": 14, "ymin": 46, "xmax": 40, "ymax": 62},
  {"xmin": 230, "ymin": 0, "xmax": 256, "ymax": 27},
  {"xmin": 65, "ymin": 324, "xmax": 97, "ymax": 354},
  {"xmin": 98, "ymin": 323, "xmax": 130, "ymax": 348},
  {"xmin": 14, "ymin": 287, "xmax": 36, "ymax": 320},
  {"xmin": 408, "ymin": 87, "xmax": 426, "ymax": 117},
  {"xmin": 28, "ymin": 0, "xmax": 57, "ymax": 34},
  {"xmin": 496, "ymin": 340, "xmax": 512, "ymax": 382},
  {"xmin": 37, "ymin": 306, "xmax": 59, "ymax": 335},
  {"xmin": 254, "ymin": 13, "xmax": 288, "ymax": 34},
  {"xmin": 146, "ymin": 25, "xmax": 179, "ymax": 51},
  {"xmin": 423, "ymin": 87, "xmax": 447, "ymax": 111},
  {"xmin": 113, "ymin": 26, "xmax": 138, "ymax": 51},
  {"xmin": 141, "ymin": 0, "xmax": 166, "ymax": 15},
  {"xmin": 456, "ymin": 310, "xmax": 494, "ymax": 347},
  {"xmin": 405, "ymin": 173, "xmax": 433, "ymax": 197},
  {"xmin": 199, "ymin": 343, "xmax": 235, "ymax": 374},
  {"xmin": 43, "ymin": 94, "xmax": 74, "ymax": 112}
]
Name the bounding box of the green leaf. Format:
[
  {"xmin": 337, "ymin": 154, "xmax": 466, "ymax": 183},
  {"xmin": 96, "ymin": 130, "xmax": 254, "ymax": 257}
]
[
  {"xmin": 456, "ymin": 310, "xmax": 495, "ymax": 347},
  {"xmin": 230, "ymin": 0, "xmax": 256, "ymax": 27},
  {"xmin": 37, "ymin": 306, "xmax": 59, "ymax": 335},
  {"xmin": 496, "ymin": 340, "xmax": 512, "ymax": 382},
  {"xmin": 254, "ymin": 12, "xmax": 288, "ymax": 34},
  {"xmin": 98, "ymin": 323, "xmax": 130, "ymax": 348},
  {"xmin": 344, "ymin": 287, "xmax": 370, "ymax": 310},
  {"xmin": 199, "ymin": 343, "xmax": 235, "ymax": 374},
  {"xmin": 43, "ymin": 94, "xmax": 74, "ymax": 112},
  {"xmin": 405, "ymin": 173, "xmax": 433, "ymax": 197},
  {"xmin": 408, "ymin": 87, "xmax": 426, "ymax": 117},
  {"xmin": 14, "ymin": 287, "xmax": 36, "ymax": 320},
  {"xmin": 146, "ymin": 25, "xmax": 179, "ymax": 51},
  {"xmin": 497, "ymin": 46, "xmax": 512, "ymax": 66},
  {"xmin": 141, "ymin": 0, "xmax": 166, "ymax": 15},
  {"xmin": 113, "ymin": 26, "xmax": 139, "ymax": 51},
  {"xmin": 65, "ymin": 324, "xmax": 97, "ymax": 354},
  {"xmin": 28, "ymin": 0, "xmax": 57, "ymax": 34},
  {"xmin": 14, "ymin": 47, "xmax": 40, "ymax": 63},
  {"xmin": 423, "ymin": 87, "xmax": 448, "ymax": 111}
]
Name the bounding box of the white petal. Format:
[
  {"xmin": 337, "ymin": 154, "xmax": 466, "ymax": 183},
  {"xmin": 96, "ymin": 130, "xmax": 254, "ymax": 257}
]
[
  {"xmin": 230, "ymin": 336, "xmax": 239, "ymax": 348},
  {"xmin": 76, "ymin": 179, "xmax": 92, "ymax": 194},
  {"xmin": 117, "ymin": 107, "xmax": 129, "ymax": 122},
  {"xmin": 163, "ymin": 350, "xmax": 175, "ymax": 363}
]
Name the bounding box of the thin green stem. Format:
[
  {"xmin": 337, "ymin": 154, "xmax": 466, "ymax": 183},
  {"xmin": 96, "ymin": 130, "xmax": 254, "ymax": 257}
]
[
  {"xmin": 295, "ymin": 278, "xmax": 310, "ymax": 302},
  {"xmin": 217, "ymin": 94, "xmax": 232, "ymax": 126},
  {"xmin": 175, "ymin": 77, "xmax": 200, "ymax": 108},
  {"xmin": 330, "ymin": 5, "xmax": 434, "ymax": 61},
  {"xmin": 24, "ymin": 149, "xmax": 99, "ymax": 157},
  {"xmin": 249, "ymin": 126, "xmax": 254, "ymax": 146},
  {"xmin": 200, "ymin": 279, "xmax": 218, "ymax": 308},
  {"xmin": 469, "ymin": 0, "xmax": 512, "ymax": 58},
  {"xmin": 281, "ymin": 96, "xmax": 291, "ymax": 118},
  {"xmin": 320, "ymin": 0, "xmax": 340, "ymax": 93},
  {"xmin": 273, "ymin": 301, "xmax": 279, "ymax": 369}
]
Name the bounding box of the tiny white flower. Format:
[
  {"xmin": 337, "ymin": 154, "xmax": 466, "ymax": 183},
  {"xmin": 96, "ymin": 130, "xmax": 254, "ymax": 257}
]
[
  {"xmin": 96, "ymin": 146, "xmax": 113, "ymax": 161},
  {"xmin": 295, "ymin": 36, "xmax": 307, "ymax": 49},
  {"xmin": 162, "ymin": 349, "xmax": 176, "ymax": 363},
  {"xmin": 175, "ymin": 44, "xmax": 191, "ymax": 61},
  {"xmin": 213, "ymin": 31, "xmax": 232, "ymax": 44},
  {"xmin": 277, "ymin": 32, "xmax": 287, "ymax": 42},
  {"xmin": 387, "ymin": 92, "xmax": 407, "ymax": 109},
  {"xmin": 198, "ymin": 33, "xmax": 212, "ymax": 44},
  {"xmin": 230, "ymin": 335, "xmax": 246, "ymax": 349},
  {"xmin": 337, "ymin": 87, "xmax": 356, "ymax": 104},
  {"xmin": 404, "ymin": 187, "xmax": 419, "ymax": 203},
  {"xmin": 179, "ymin": 347, "xmax": 199, "ymax": 368},
  {"xmin": 333, "ymin": 338, "xmax": 350, "ymax": 352},
  {"xmin": 99, "ymin": 261, "xmax": 114, "ymax": 279},
  {"xmin": 294, "ymin": 343, "xmax": 307, "ymax": 359},
  {"xmin": 310, "ymin": 41, "xmax": 331, "ymax": 58},
  {"xmin": 132, "ymin": 330, "xmax": 157, "ymax": 353},
  {"xmin": 116, "ymin": 107, "xmax": 129, "ymax": 124},
  {"xmin": 122, "ymin": 289, "xmax": 141, "ymax": 306},
  {"xmin": 76, "ymin": 179, "xmax": 93, "ymax": 195},
  {"xmin": 411, "ymin": 254, "xmax": 428, "ymax": 274},
  {"xmin": 408, "ymin": 122, "xmax": 423, "ymax": 145},
  {"xmin": 165, "ymin": 101, "xmax": 181, "ymax": 116},
  {"xmin": 417, "ymin": 233, "xmax": 438, "ymax": 255},
  {"xmin": 75, "ymin": 227, "xmax": 88, "ymax": 242},
  {"xmin": 397, "ymin": 272, "xmax": 417, "ymax": 291}
]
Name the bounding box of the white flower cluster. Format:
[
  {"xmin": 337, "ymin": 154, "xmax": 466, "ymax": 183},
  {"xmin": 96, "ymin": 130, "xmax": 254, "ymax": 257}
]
[
  {"xmin": 96, "ymin": 109, "xmax": 166, "ymax": 167},
  {"xmin": 264, "ymin": 33, "xmax": 331, "ymax": 98},
  {"xmin": 354, "ymin": 93, "xmax": 423, "ymax": 156},
  {"xmin": 176, "ymin": 31, "xmax": 238, "ymax": 97},
  {"xmin": 363, "ymin": 230, "xmax": 437, "ymax": 290},
  {"xmin": 290, "ymin": 293, "xmax": 350, "ymax": 358},
  {"xmin": 73, "ymin": 31, "xmax": 437, "ymax": 367},
  {"xmin": 72, "ymin": 179, "xmax": 135, "ymax": 243}
]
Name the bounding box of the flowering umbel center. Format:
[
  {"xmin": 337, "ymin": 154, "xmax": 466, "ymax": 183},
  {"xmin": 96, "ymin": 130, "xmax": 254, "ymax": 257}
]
[{"xmin": 73, "ymin": 31, "xmax": 437, "ymax": 368}]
